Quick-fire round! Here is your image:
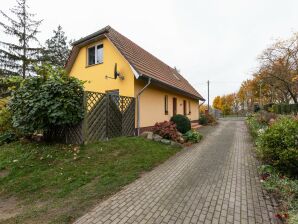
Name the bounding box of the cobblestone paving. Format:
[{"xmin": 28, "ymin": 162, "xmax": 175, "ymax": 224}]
[{"xmin": 74, "ymin": 119, "xmax": 278, "ymax": 224}]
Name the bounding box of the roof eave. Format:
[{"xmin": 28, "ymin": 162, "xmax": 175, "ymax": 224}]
[{"xmin": 139, "ymin": 75, "xmax": 205, "ymax": 101}]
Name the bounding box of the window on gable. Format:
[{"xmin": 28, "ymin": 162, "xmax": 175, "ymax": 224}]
[
  {"xmin": 87, "ymin": 44, "xmax": 103, "ymax": 66},
  {"xmin": 96, "ymin": 44, "xmax": 103, "ymax": 63},
  {"xmin": 88, "ymin": 47, "xmax": 95, "ymax": 65},
  {"xmin": 188, "ymin": 101, "xmax": 191, "ymax": 114},
  {"xmin": 164, "ymin": 95, "xmax": 168, "ymax": 115}
]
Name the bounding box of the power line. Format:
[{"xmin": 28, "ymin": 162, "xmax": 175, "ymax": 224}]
[{"xmin": 196, "ymin": 81, "xmax": 243, "ymax": 85}]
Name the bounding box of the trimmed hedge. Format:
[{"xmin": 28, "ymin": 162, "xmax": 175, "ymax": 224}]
[{"xmin": 270, "ymin": 103, "xmax": 298, "ymax": 115}]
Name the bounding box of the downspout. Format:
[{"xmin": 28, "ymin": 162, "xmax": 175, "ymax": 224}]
[
  {"xmin": 199, "ymin": 100, "xmax": 205, "ymax": 107},
  {"xmin": 199, "ymin": 100, "xmax": 206, "ymax": 117},
  {"xmin": 137, "ymin": 77, "xmax": 152, "ymax": 136}
]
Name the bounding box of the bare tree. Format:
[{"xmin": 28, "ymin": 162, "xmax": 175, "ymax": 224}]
[{"xmin": 258, "ymin": 35, "xmax": 298, "ymax": 103}]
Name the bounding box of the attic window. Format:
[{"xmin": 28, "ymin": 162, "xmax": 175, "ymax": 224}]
[
  {"xmin": 87, "ymin": 44, "xmax": 103, "ymax": 66},
  {"xmin": 173, "ymin": 73, "xmax": 180, "ymax": 80}
]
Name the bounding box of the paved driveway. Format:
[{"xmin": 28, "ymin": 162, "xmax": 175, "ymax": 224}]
[{"xmin": 75, "ymin": 119, "xmax": 278, "ymax": 224}]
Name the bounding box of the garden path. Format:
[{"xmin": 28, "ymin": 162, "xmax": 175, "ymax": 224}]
[{"xmin": 74, "ymin": 119, "xmax": 279, "ymax": 224}]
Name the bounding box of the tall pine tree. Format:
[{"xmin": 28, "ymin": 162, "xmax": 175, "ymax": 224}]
[
  {"xmin": 43, "ymin": 25, "xmax": 70, "ymax": 67},
  {"xmin": 0, "ymin": 0, "xmax": 42, "ymax": 78}
]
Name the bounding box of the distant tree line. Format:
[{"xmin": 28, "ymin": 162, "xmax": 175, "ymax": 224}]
[{"xmin": 0, "ymin": 0, "xmax": 71, "ymax": 78}]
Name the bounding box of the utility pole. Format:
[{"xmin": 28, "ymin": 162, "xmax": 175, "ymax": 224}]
[{"xmin": 207, "ymin": 80, "xmax": 210, "ymax": 112}]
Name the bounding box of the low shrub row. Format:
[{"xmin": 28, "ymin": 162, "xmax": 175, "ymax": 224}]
[
  {"xmin": 246, "ymin": 114, "xmax": 298, "ymax": 223},
  {"xmin": 256, "ymin": 117, "xmax": 298, "ymax": 176},
  {"xmin": 198, "ymin": 113, "xmax": 217, "ymax": 125},
  {"xmin": 247, "ymin": 114, "xmax": 298, "ymax": 176}
]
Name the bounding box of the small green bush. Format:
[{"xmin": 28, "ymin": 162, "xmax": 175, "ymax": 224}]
[
  {"xmin": 170, "ymin": 114, "xmax": 191, "ymax": 134},
  {"xmin": 183, "ymin": 130, "xmax": 202, "ymax": 143},
  {"xmin": 256, "ymin": 117, "xmax": 298, "ymax": 176},
  {"xmin": 205, "ymin": 113, "xmax": 216, "ymax": 124},
  {"xmin": 198, "ymin": 115, "xmax": 208, "ymax": 125},
  {"xmin": 0, "ymin": 132, "xmax": 16, "ymax": 145},
  {"xmin": 0, "ymin": 107, "xmax": 13, "ymax": 134}
]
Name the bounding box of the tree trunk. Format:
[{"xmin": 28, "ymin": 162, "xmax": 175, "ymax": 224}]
[{"xmin": 22, "ymin": 1, "xmax": 26, "ymax": 79}]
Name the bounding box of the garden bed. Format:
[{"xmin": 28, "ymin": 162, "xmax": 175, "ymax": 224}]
[{"xmin": 0, "ymin": 137, "xmax": 181, "ymax": 223}]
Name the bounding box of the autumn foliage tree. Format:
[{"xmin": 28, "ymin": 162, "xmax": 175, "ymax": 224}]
[
  {"xmin": 235, "ymin": 32, "xmax": 298, "ymax": 111},
  {"xmin": 212, "ymin": 96, "xmax": 222, "ymax": 110},
  {"xmin": 212, "ymin": 94, "xmax": 240, "ymax": 115}
]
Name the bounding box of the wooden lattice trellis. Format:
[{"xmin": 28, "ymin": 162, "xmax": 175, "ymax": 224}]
[{"xmin": 46, "ymin": 91, "xmax": 136, "ymax": 144}]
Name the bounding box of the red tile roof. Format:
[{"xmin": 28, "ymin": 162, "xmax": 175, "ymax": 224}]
[{"xmin": 66, "ymin": 26, "xmax": 204, "ymax": 101}]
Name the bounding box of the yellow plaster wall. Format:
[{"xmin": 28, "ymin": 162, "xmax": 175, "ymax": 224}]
[
  {"xmin": 135, "ymin": 80, "xmax": 199, "ymax": 128},
  {"xmin": 69, "ymin": 38, "xmax": 135, "ymax": 97},
  {"xmin": 69, "ymin": 37, "xmax": 200, "ymax": 128}
]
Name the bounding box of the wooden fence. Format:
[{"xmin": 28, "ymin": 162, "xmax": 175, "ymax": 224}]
[{"xmin": 45, "ymin": 91, "xmax": 135, "ymax": 144}]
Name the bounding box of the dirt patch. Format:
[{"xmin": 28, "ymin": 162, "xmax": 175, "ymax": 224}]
[
  {"xmin": 0, "ymin": 196, "xmax": 22, "ymax": 221},
  {"xmin": 0, "ymin": 170, "xmax": 9, "ymax": 178}
]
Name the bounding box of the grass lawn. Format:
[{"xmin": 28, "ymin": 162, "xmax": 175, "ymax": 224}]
[{"xmin": 0, "ymin": 137, "xmax": 181, "ymax": 224}]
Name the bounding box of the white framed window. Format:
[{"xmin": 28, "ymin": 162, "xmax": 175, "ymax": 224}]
[{"xmin": 87, "ymin": 44, "xmax": 103, "ymax": 66}]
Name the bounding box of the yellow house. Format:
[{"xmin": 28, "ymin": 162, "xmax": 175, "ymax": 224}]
[{"xmin": 65, "ymin": 26, "xmax": 204, "ymax": 134}]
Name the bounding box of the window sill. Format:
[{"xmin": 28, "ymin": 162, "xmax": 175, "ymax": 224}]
[{"xmin": 86, "ymin": 62, "xmax": 103, "ymax": 68}]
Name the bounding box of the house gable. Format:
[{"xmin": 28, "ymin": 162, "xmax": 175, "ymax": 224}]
[{"xmin": 67, "ymin": 26, "xmax": 204, "ymax": 101}]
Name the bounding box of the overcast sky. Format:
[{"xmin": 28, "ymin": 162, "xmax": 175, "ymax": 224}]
[{"xmin": 2, "ymin": 0, "xmax": 298, "ymax": 103}]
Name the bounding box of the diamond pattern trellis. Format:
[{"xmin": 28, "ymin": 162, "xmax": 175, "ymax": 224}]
[{"xmin": 45, "ymin": 91, "xmax": 135, "ymax": 144}]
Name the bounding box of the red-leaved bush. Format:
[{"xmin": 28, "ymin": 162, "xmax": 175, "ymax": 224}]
[{"xmin": 152, "ymin": 121, "xmax": 179, "ymax": 142}]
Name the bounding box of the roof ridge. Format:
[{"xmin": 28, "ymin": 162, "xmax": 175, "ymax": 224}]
[
  {"xmin": 107, "ymin": 27, "xmax": 178, "ymax": 74},
  {"xmin": 72, "ymin": 25, "xmax": 111, "ymax": 46}
]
